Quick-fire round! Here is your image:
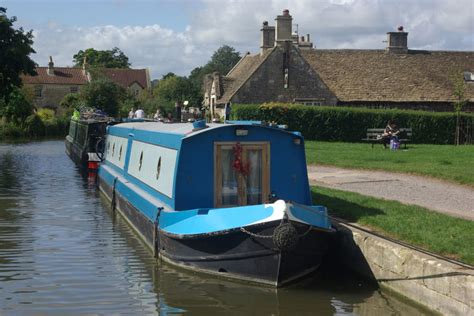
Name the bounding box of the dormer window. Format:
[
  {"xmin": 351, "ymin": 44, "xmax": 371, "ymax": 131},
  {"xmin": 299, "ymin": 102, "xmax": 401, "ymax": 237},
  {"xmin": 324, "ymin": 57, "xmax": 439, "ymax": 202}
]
[{"xmin": 464, "ymin": 71, "xmax": 474, "ymax": 82}]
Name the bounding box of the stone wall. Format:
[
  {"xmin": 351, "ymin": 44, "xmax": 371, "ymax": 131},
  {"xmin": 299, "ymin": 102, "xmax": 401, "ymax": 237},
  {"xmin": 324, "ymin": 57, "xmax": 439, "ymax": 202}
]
[
  {"xmin": 334, "ymin": 221, "xmax": 474, "ymax": 315},
  {"xmin": 231, "ymin": 45, "xmax": 338, "ymax": 105},
  {"xmin": 27, "ymin": 84, "xmax": 84, "ymax": 109}
]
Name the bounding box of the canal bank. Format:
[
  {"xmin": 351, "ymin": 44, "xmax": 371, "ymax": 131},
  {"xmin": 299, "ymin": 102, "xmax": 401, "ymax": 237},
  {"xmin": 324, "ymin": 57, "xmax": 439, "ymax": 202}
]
[{"xmin": 332, "ymin": 219, "xmax": 474, "ymax": 315}]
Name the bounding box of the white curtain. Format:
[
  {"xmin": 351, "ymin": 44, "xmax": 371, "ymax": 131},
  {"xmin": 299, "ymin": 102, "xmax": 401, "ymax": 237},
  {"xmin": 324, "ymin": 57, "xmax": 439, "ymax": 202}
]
[{"xmin": 246, "ymin": 149, "xmax": 262, "ymax": 205}]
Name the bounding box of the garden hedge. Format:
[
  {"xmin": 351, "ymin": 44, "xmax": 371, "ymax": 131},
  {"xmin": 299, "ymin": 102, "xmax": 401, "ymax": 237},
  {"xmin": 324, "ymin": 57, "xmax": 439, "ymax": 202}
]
[{"xmin": 231, "ymin": 103, "xmax": 474, "ymax": 144}]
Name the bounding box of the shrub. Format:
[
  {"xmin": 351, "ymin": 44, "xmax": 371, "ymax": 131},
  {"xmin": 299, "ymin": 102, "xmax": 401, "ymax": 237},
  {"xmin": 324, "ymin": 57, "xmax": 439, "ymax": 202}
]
[
  {"xmin": 37, "ymin": 108, "xmax": 56, "ymax": 122},
  {"xmin": 232, "ymin": 103, "xmax": 474, "ymax": 144},
  {"xmin": 24, "ymin": 114, "xmax": 45, "ymax": 136},
  {"xmin": 0, "ymin": 120, "xmax": 23, "ymax": 138}
]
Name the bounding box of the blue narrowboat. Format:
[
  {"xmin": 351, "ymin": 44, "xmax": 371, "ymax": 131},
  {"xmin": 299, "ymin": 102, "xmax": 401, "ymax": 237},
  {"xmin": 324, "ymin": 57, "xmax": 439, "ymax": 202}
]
[{"xmin": 97, "ymin": 120, "xmax": 334, "ymax": 286}]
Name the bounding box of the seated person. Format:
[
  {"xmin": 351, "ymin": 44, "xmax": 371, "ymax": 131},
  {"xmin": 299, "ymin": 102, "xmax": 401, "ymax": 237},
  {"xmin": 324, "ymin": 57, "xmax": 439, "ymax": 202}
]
[{"xmin": 382, "ymin": 120, "xmax": 399, "ymax": 148}]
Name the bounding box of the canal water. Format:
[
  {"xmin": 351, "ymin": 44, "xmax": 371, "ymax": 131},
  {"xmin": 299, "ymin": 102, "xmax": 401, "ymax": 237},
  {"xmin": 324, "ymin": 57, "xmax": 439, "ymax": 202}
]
[{"xmin": 0, "ymin": 140, "xmax": 429, "ymax": 315}]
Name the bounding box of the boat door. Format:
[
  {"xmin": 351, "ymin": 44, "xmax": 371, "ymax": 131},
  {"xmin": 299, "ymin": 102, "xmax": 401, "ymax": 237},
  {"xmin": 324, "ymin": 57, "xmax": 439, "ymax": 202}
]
[{"xmin": 214, "ymin": 142, "xmax": 269, "ymax": 208}]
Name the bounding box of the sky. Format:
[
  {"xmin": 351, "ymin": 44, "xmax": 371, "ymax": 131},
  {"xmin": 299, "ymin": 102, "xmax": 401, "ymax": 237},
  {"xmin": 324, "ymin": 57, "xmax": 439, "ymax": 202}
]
[{"xmin": 3, "ymin": 0, "xmax": 474, "ymax": 80}]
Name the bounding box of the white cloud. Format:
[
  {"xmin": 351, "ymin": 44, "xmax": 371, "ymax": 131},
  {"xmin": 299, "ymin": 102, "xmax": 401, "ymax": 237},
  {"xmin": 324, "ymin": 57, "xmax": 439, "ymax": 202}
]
[
  {"xmin": 28, "ymin": 0, "xmax": 473, "ymax": 79},
  {"xmin": 31, "ymin": 23, "xmax": 206, "ymax": 80}
]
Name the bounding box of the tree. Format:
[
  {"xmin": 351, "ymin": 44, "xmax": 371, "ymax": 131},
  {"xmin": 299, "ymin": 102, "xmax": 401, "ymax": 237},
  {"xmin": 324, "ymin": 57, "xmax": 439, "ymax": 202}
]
[
  {"xmin": 73, "ymin": 47, "xmax": 130, "ymax": 68},
  {"xmin": 188, "ymin": 45, "xmax": 241, "ymax": 94},
  {"xmin": 0, "ymin": 7, "xmax": 36, "ymax": 102},
  {"xmin": 451, "ymin": 72, "xmax": 468, "ymax": 145},
  {"xmin": 80, "ymin": 78, "xmax": 126, "ymax": 117},
  {"xmin": 207, "ymin": 45, "xmax": 241, "ymax": 75},
  {"xmin": 162, "ymin": 72, "xmax": 176, "ymax": 80},
  {"xmin": 0, "ymin": 87, "xmax": 33, "ymax": 123},
  {"xmin": 153, "ymin": 75, "xmax": 201, "ymax": 108}
]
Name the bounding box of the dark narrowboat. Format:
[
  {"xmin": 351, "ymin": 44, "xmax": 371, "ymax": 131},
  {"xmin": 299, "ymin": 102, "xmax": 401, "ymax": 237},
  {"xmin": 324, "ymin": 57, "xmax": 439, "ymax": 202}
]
[{"xmin": 65, "ymin": 118, "xmax": 109, "ymax": 170}]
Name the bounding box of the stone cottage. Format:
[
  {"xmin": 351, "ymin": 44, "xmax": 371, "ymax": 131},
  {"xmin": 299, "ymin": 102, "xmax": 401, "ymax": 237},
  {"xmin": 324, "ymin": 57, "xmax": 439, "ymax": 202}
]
[{"xmin": 203, "ymin": 10, "xmax": 474, "ymax": 118}]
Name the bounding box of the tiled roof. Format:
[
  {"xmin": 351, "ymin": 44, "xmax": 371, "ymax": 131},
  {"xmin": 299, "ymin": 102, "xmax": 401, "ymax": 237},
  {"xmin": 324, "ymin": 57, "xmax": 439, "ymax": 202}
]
[
  {"xmin": 100, "ymin": 68, "xmax": 149, "ymax": 89},
  {"xmin": 300, "ymin": 49, "xmax": 474, "ymax": 102},
  {"xmin": 218, "ymin": 48, "xmax": 275, "ymax": 104},
  {"xmin": 21, "ymin": 67, "xmax": 89, "ymax": 85}
]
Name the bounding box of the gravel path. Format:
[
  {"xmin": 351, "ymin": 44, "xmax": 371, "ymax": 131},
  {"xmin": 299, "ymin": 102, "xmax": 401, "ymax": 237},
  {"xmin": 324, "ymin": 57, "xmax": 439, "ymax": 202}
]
[{"xmin": 308, "ymin": 165, "xmax": 474, "ymax": 221}]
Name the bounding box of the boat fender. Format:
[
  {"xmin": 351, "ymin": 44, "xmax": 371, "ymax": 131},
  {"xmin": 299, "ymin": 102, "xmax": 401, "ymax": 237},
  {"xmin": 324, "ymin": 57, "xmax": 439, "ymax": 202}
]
[
  {"xmin": 272, "ymin": 222, "xmax": 299, "ymax": 251},
  {"xmin": 153, "ymin": 207, "xmax": 164, "ymax": 258},
  {"xmin": 111, "ymin": 177, "xmax": 118, "ymax": 212}
]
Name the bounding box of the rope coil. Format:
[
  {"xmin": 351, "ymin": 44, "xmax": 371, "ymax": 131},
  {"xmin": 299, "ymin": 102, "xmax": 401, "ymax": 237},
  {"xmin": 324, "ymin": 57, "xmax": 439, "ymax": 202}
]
[{"xmin": 239, "ymin": 204, "xmax": 315, "ymax": 251}]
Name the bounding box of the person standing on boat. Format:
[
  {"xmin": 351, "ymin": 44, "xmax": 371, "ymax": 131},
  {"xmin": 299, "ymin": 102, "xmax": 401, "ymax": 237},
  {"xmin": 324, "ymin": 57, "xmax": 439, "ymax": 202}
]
[
  {"xmin": 153, "ymin": 109, "xmax": 161, "ymax": 121},
  {"xmin": 128, "ymin": 108, "xmax": 135, "ymax": 119},
  {"xmin": 134, "ymin": 107, "xmax": 145, "ymax": 119},
  {"xmin": 224, "ymin": 103, "xmax": 232, "ymax": 121},
  {"xmin": 175, "ymin": 102, "xmax": 182, "ymax": 123}
]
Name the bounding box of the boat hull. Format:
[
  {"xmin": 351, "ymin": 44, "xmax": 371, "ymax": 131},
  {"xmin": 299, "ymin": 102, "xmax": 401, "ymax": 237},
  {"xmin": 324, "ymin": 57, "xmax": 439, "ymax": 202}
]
[
  {"xmin": 99, "ymin": 178, "xmax": 333, "ymax": 287},
  {"xmin": 160, "ymin": 222, "xmax": 332, "ymax": 287}
]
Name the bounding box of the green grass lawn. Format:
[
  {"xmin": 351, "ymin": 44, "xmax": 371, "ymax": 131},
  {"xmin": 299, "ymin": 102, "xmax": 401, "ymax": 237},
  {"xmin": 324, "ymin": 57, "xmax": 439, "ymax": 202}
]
[
  {"xmin": 305, "ymin": 141, "xmax": 474, "ymax": 186},
  {"xmin": 312, "ymin": 186, "xmax": 474, "ymax": 265}
]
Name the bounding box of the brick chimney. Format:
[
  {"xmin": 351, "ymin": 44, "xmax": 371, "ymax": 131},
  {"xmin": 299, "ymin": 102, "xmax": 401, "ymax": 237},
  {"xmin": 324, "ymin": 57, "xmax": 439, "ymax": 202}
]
[
  {"xmin": 260, "ymin": 21, "xmax": 275, "ymax": 54},
  {"xmin": 386, "ymin": 26, "xmax": 408, "ymax": 54},
  {"xmin": 47, "ymin": 56, "xmax": 54, "ymax": 76},
  {"xmin": 275, "ymin": 9, "xmax": 292, "ymax": 46}
]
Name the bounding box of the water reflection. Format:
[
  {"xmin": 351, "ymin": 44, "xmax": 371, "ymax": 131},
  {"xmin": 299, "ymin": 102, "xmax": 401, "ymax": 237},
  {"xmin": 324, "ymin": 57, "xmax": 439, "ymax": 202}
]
[{"xmin": 0, "ymin": 140, "xmax": 429, "ymax": 315}]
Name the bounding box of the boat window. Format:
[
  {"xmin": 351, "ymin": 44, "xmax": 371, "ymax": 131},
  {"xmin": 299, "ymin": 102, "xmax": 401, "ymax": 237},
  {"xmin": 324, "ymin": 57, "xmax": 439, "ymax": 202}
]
[
  {"xmin": 156, "ymin": 157, "xmax": 162, "ymax": 180},
  {"xmin": 139, "ymin": 151, "xmax": 143, "ymax": 171},
  {"xmin": 119, "ymin": 145, "xmax": 123, "ymax": 161},
  {"xmin": 112, "ymin": 143, "xmax": 115, "ymax": 157}
]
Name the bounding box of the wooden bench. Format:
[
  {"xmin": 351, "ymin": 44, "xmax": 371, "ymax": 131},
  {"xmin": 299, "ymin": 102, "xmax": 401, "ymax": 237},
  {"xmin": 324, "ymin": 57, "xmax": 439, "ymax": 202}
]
[{"xmin": 362, "ymin": 128, "xmax": 412, "ymax": 148}]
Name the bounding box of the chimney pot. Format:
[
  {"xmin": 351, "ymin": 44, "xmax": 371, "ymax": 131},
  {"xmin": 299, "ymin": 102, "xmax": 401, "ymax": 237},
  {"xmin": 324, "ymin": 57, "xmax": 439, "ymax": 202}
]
[
  {"xmin": 386, "ymin": 28, "xmax": 408, "ymax": 54},
  {"xmin": 47, "ymin": 56, "xmax": 54, "ymax": 76},
  {"xmin": 260, "ymin": 22, "xmax": 275, "ymax": 53},
  {"xmin": 275, "ymin": 9, "xmax": 293, "ymax": 45}
]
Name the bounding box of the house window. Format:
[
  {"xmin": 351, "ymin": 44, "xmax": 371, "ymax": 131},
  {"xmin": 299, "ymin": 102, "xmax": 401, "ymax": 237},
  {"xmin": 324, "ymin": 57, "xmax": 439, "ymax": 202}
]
[
  {"xmin": 464, "ymin": 72, "xmax": 474, "ymax": 82},
  {"xmin": 302, "ymin": 101, "xmax": 322, "ymax": 106},
  {"xmin": 70, "ymin": 86, "xmax": 79, "ymax": 93},
  {"xmin": 294, "ymin": 98, "xmax": 323, "ymax": 106},
  {"xmin": 134, "ymin": 89, "xmax": 140, "ymax": 97},
  {"xmin": 34, "ymin": 86, "xmax": 42, "ymax": 97}
]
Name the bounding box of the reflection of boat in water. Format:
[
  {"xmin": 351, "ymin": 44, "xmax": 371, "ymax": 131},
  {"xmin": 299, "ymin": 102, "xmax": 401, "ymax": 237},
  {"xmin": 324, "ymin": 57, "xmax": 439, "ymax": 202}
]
[{"xmin": 97, "ymin": 120, "xmax": 335, "ymax": 286}]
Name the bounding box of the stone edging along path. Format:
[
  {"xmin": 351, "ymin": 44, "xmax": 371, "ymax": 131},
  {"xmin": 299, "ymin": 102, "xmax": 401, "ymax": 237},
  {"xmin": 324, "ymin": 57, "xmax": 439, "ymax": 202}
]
[
  {"xmin": 333, "ymin": 221, "xmax": 474, "ymax": 315},
  {"xmin": 307, "ymin": 165, "xmax": 474, "ymax": 221}
]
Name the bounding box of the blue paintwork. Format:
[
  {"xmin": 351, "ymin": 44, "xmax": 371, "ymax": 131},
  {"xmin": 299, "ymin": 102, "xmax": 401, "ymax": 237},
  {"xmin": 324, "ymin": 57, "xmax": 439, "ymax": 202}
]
[
  {"xmin": 290, "ymin": 205, "xmax": 331, "ymax": 229},
  {"xmin": 159, "ymin": 203, "xmax": 331, "ymax": 236},
  {"xmin": 98, "ymin": 121, "xmax": 330, "ymax": 236},
  {"xmin": 160, "ymin": 204, "xmax": 274, "ymax": 235}
]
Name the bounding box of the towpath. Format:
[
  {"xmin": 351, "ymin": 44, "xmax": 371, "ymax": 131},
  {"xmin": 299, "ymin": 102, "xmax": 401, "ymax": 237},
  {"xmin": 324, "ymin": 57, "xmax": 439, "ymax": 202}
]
[{"xmin": 307, "ymin": 165, "xmax": 474, "ymax": 221}]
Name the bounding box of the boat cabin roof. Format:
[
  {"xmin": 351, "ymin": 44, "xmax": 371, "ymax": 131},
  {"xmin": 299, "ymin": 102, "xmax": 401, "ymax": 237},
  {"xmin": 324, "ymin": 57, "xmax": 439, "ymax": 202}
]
[{"xmin": 110, "ymin": 121, "xmax": 299, "ymax": 139}]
